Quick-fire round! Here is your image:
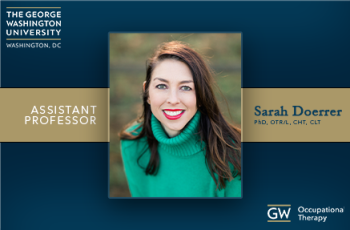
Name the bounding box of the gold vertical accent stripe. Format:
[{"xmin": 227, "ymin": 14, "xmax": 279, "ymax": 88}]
[
  {"xmin": 108, "ymin": 88, "xmax": 110, "ymax": 142},
  {"xmin": 241, "ymin": 88, "xmax": 244, "ymax": 140}
]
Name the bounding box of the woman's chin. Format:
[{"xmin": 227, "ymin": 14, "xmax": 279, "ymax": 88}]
[{"xmin": 161, "ymin": 123, "xmax": 186, "ymax": 136}]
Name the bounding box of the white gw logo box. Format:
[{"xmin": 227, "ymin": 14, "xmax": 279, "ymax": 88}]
[{"xmin": 267, "ymin": 204, "xmax": 291, "ymax": 222}]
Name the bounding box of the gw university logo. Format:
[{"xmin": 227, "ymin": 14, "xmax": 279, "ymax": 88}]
[{"xmin": 267, "ymin": 204, "xmax": 291, "ymax": 222}]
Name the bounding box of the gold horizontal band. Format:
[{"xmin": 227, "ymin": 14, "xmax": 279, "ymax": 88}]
[
  {"xmin": 6, "ymin": 39, "xmax": 61, "ymax": 41},
  {"xmin": 0, "ymin": 88, "xmax": 109, "ymax": 142},
  {"xmin": 6, "ymin": 7, "xmax": 61, "ymax": 9},
  {"xmin": 268, "ymin": 204, "xmax": 291, "ymax": 207},
  {"xmin": 242, "ymin": 88, "xmax": 350, "ymax": 142},
  {"xmin": 268, "ymin": 220, "xmax": 291, "ymax": 222}
]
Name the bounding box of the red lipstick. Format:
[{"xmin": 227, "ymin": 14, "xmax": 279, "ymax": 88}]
[{"xmin": 163, "ymin": 109, "xmax": 185, "ymax": 120}]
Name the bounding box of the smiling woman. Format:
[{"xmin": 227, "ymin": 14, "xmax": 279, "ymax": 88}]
[
  {"xmin": 145, "ymin": 59, "xmax": 197, "ymax": 137},
  {"xmin": 118, "ymin": 41, "xmax": 241, "ymax": 198}
]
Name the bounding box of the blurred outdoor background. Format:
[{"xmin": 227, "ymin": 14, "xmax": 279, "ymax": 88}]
[{"xmin": 110, "ymin": 33, "xmax": 241, "ymax": 197}]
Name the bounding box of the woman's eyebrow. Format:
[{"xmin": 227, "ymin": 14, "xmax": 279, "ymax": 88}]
[
  {"xmin": 153, "ymin": 77, "xmax": 193, "ymax": 84},
  {"xmin": 153, "ymin": 77, "xmax": 168, "ymax": 83},
  {"xmin": 179, "ymin": 80, "xmax": 193, "ymax": 84}
]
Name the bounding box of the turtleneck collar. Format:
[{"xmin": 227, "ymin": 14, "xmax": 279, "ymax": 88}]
[{"xmin": 151, "ymin": 111, "xmax": 204, "ymax": 157}]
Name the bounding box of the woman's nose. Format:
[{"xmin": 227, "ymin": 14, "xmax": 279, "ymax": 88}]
[{"xmin": 166, "ymin": 89, "xmax": 180, "ymax": 105}]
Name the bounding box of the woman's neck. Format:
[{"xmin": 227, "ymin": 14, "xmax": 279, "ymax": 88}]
[
  {"xmin": 161, "ymin": 124, "xmax": 180, "ymax": 138},
  {"xmin": 151, "ymin": 111, "xmax": 204, "ymax": 157}
]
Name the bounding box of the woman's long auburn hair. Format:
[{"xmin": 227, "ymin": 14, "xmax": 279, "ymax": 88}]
[{"xmin": 120, "ymin": 41, "xmax": 241, "ymax": 189}]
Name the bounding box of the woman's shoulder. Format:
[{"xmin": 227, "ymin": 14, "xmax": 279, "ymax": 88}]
[
  {"xmin": 120, "ymin": 122, "xmax": 148, "ymax": 153},
  {"xmin": 124, "ymin": 121, "xmax": 143, "ymax": 135}
]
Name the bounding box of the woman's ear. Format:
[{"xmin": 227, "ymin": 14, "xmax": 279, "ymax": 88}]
[
  {"xmin": 143, "ymin": 81, "xmax": 150, "ymax": 104},
  {"xmin": 143, "ymin": 81, "xmax": 146, "ymax": 92}
]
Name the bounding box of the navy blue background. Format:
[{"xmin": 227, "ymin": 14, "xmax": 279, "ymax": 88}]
[{"xmin": 1, "ymin": 1, "xmax": 350, "ymax": 229}]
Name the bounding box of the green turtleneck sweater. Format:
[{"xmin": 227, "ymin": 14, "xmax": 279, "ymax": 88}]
[{"xmin": 120, "ymin": 111, "xmax": 241, "ymax": 197}]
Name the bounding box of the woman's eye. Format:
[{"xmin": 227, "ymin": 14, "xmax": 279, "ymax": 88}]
[
  {"xmin": 181, "ymin": 86, "xmax": 192, "ymax": 91},
  {"xmin": 156, "ymin": 84, "xmax": 167, "ymax": 89}
]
